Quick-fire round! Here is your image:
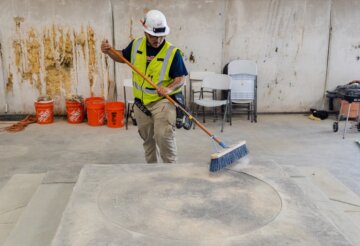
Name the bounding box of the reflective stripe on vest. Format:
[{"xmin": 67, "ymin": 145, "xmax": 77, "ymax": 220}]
[
  {"xmin": 158, "ymin": 46, "xmax": 175, "ymax": 87},
  {"xmin": 131, "ymin": 38, "xmax": 143, "ymax": 64},
  {"xmin": 132, "ymin": 81, "xmax": 157, "ymax": 94}
]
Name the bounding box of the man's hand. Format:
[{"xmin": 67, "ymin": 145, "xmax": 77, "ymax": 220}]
[
  {"xmin": 157, "ymin": 76, "xmax": 185, "ymax": 96},
  {"xmin": 157, "ymin": 86, "xmax": 172, "ymax": 96},
  {"xmin": 101, "ymin": 39, "xmax": 123, "ymax": 63},
  {"xmin": 101, "ymin": 39, "xmax": 112, "ymax": 54}
]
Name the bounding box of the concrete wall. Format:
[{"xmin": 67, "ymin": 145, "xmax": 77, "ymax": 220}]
[
  {"xmin": 0, "ymin": 0, "xmax": 113, "ymax": 114},
  {"xmin": 0, "ymin": 0, "xmax": 358, "ymax": 114},
  {"xmin": 224, "ymin": 0, "xmax": 331, "ymax": 112},
  {"xmin": 326, "ymin": 0, "xmax": 360, "ymax": 91}
]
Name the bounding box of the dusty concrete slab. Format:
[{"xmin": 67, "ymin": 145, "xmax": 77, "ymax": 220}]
[
  {"xmin": 4, "ymin": 183, "xmax": 74, "ymax": 246},
  {"xmin": 0, "ymin": 173, "xmax": 45, "ymax": 244},
  {"xmin": 52, "ymin": 163, "xmax": 352, "ymax": 246},
  {"xmin": 0, "ymin": 224, "xmax": 12, "ymax": 246},
  {"xmin": 283, "ymin": 166, "xmax": 360, "ymax": 245}
]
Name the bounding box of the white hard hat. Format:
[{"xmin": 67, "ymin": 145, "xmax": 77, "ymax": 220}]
[{"xmin": 142, "ymin": 10, "xmax": 170, "ymax": 36}]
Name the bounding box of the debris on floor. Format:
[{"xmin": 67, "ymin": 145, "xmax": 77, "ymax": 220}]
[{"xmin": 308, "ymin": 114, "xmax": 321, "ymax": 121}]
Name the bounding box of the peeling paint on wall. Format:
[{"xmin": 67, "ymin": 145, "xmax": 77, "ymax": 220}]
[
  {"xmin": 12, "ymin": 40, "xmax": 22, "ymax": 70},
  {"xmin": 43, "ymin": 25, "xmax": 73, "ymax": 97},
  {"xmin": 87, "ymin": 26, "xmax": 98, "ymax": 96},
  {"xmin": 7, "ymin": 72, "xmax": 13, "ymax": 92},
  {"xmin": 6, "ymin": 20, "xmax": 104, "ymax": 103},
  {"xmin": 24, "ymin": 29, "xmax": 41, "ymax": 90},
  {"xmin": 189, "ymin": 51, "xmax": 195, "ymax": 63},
  {"xmin": 14, "ymin": 16, "xmax": 24, "ymax": 32},
  {"xmin": 0, "ymin": 0, "xmax": 113, "ymax": 114},
  {"xmin": 75, "ymin": 26, "xmax": 86, "ymax": 60},
  {"xmin": 129, "ymin": 18, "xmax": 134, "ymax": 40}
]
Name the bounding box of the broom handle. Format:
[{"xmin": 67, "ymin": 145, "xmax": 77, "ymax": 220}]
[{"xmin": 109, "ymin": 47, "xmax": 225, "ymax": 146}]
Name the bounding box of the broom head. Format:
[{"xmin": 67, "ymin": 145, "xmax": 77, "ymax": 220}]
[{"xmin": 210, "ymin": 141, "xmax": 248, "ymax": 172}]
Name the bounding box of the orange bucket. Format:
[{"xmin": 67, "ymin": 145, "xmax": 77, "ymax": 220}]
[
  {"xmin": 34, "ymin": 100, "xmax": 54, "ymax": 124},
  {"xmin": 85, "ymin": 97, "xmax": 104, "ymax": 119},
  {"xmin": 85, "ymin": 97, "xmax": 104, "ymax": 108},
  {"xmin": 106, "ymin": 102, "xmax": 125, "ymax": 128},
  {"xmin": 66, "ymin": 101, "xmax": 84, "ymax": 124},
  {"xmin": 87, "ymin": 100, "xmax": 105, "ymax": 126}
]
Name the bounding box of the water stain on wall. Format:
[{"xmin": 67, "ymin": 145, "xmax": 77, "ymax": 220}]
[
  {"xmin": 7, "ymin": 72, "xmax": 13, "ymax": 92},
  {"xmin": 129, "ymin": 18, "xmax": 134, "ymax": 40},
  {"xmin": 14, "ymin": 16, "xmax": 24, "ymax": 32},
  {"xmin": 24, "ymin": 29, "xmax": 41, "ymax": 90},
  {"xmin": 75, "ymin": 26, "xmax": 86, "ymax": 60},
  {"xmin": 87, "ymin": 26, "xmax": 97, "ymax": 95},
  {"xmin": 12, "ymin": 40, "xmax": 22, "ymax": 71},
  {"xmin": 43, "ymin": 25, "xmax": 73, "ymax": 96},
  {"xmin": 9, "ymin": 18, "xmax": 101, "ymax": 99}
]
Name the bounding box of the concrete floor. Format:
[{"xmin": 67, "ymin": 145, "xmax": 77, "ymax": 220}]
[
  {"xmin": 1, "ymin": 114, "xmax": 359, "ymax": 193},
  {"xmin": 0, "ymin": 114, "xmax": 360, "ymax": 245}
]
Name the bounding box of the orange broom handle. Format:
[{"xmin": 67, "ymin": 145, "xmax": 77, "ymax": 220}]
[{"xmin": 109, "ymin": 47, "xmax": 224, "ymax": 145}]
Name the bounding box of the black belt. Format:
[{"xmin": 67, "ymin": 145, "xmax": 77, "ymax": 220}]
[{"xmin": 134, "ymin": 98, "xmax": 152, "ymax": 117}]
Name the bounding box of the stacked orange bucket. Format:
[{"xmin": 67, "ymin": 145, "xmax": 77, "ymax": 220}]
[
  {"xmin": 34, "ymin": 96, "xmax": 54, "ymax": 124},
  {"xmin": 66, "ymin": 95, "xmax": 84, "ymax": 124}
]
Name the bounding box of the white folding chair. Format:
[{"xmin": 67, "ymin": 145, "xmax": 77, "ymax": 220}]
[
  {"xmin": 193, "ymin": 74, "xmax": 232, "ymax": 132},
  {"xmin": 123, "ymin": 79, "xmax": 135, "ymax": 130},
  {"xmin": 227, "ymin": 60, "xmax": 258, "ymax": 122},
  {"xmin": 189, "ymin": 71, "xmax": 216, "ymax": 110}
]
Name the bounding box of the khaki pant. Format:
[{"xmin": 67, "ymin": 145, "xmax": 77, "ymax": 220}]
[{"xmin": 134, "ymin": 99, "xmax": 177, "ymax": 163}]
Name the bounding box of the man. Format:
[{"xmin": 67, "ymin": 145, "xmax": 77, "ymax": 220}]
[{"xmin": 101, "ymin": 9, "xmax": 188, "ymax": 163}]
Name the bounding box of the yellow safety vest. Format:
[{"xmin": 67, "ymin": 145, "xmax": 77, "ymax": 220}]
[{"xmin": 130, "ymin": 38, "xmax": 182, "ymax": 105}]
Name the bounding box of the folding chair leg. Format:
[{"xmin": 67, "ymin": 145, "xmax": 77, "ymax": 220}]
[
  {"xmin": 202, "ymin": 106, "xmax": 206, "ymax": 123},
  {"xmin": 213, "ymin": 107, "xmax": 216, "ymax": 122},
  {"xmin": 250, "ymin": 102, "xmax": 253, "ymax": 123},
  {"xmin": 193, "ymin": 104, "xmax": 200, "ymax": 130},
  {"xmin": 125, "ymin": 103, "xmax": 130, "ymax": 130},
  {"xmin": 229, "ymin": 103, "xmax": 232, "ymax": 126},
  {"xmin": 221, "ymin": 102, "xmax": 229, "ymax": 132}
]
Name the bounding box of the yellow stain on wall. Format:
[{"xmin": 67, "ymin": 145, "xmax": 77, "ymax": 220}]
[
  {"xmin": 75, "ymin": 26, "xmax": 86, "ymax": 60},
  {"xmin": 14, "ymin": 16, "xmax": 24, "ymax": 32},
  {"xmin": 10, "ymin": 19, "xmax": 101, "ymax": 100},
  {"xmin": 63, "ymin": 31, "xmax": 73, "ymax": 94},
  {"xmin": 23, "ymin": 29, "xmax": 41, "ymax": 90},
  {"xmin": 87, "ymin": 25, "xmax": 98, "ymax": 96},
  {"xmin": 43, "ymin": 26, "xmax": 73, "ymax": 97},
  {"xmin": 7, "ymin": 72, "xmax": 13, "ymax": 92},
  {"xmin": 44, "ymin": 27, "xmax": 60, "ymax": 96},
  {"xmin": 12, "ymin": 40, "xmax": 22, "ymax": 71}
]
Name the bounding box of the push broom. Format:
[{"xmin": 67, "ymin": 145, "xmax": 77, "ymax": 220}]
[{"xmin": 109, "ymin": 47, "xmax": 248, "ymax": 172}]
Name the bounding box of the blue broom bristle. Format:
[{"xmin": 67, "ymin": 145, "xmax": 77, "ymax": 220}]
[{"xmin": 209, "ymin": 144, "xmax": 248, "ymax": 172}]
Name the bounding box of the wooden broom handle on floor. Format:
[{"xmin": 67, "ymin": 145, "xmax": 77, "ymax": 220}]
[{"xmin": 109, "ymin": 47, "xmax": 224, "ymax": 145}]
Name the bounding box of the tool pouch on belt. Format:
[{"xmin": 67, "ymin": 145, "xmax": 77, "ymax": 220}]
[
  {"xmin": 170, "ymin": 92, "xmax": 193, "ymax": 130},
  {"xmin": 134, "ymin": 98, "xmax": 152, "ymax": 117}
]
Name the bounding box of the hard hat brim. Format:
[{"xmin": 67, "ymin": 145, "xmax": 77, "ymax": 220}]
[{"xmin": 144, "ymin": 27, "xmax": 170, "ymax": 37}]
